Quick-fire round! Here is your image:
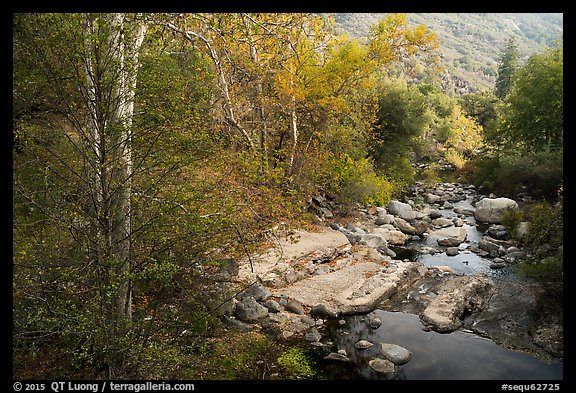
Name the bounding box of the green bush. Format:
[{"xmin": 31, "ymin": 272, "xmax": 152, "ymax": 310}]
[
  {"xmin": 502, "ymin": 201, "xmax": 563, "ymax": 248},
  {"xmin": 307, "ymin": 152, "xmax": 396, "ymax": 206},
  {"xmin": 276, "ymin": 346, "xmax": 317, "ymax": 379},
  {"xmin": 467, "ymin": 150, "xmax": 563, "ymax": 201},
  {"xmin": 502, "ymin": 200, "xmax": 563, "ymax": 321}
]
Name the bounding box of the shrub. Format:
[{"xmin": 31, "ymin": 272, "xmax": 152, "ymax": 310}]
[
  {"xmin": 306, "ymin": 152, "xmax": 396, "ymax": 206},
  {"xmin": 467, "ymin": 149, "xmax": 563, "ymax": 201},
  {"xmin": 276, "ymin": 346, "xmax": 317, "ymax": 379},
  {"xmin": 502, "ymin": 201, "xmax": 563, "ymax": 248},
  {"xmin": 502, "ymin": 200, "xmax": 563, "ymax": 320}
]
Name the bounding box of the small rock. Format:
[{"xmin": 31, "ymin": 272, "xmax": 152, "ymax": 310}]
[
  {"xmin": 354, "ymin": 339, "xmax": 374, "ymax": 349},
  {"xmin": 433, "ymin": 265, "xmax": 455, "ymax": 274},
  {"xmin": 368, "ymin": 358, "xmax": 396, "ymax": 374},
  {"xmin": 325, "ymin": 352, "xmax": 351, "ymax": 362},
  {"xmin": 446, "ymin": 247, "xmax": 459, "ymax": 256},
  {"xmin": 438, "ymin": 237, "xmax": 462, "ymax": 247},
  {"xmin": 263, "ymin": 299, "xmax": 282, "ymax": 313},
  {"xmin": 285, "ymin": 299, "xmax": 305, "ymax": 315},
  {"xmin": 310, "ymin": 303, "xmax": 337, "ymax": 318},
  {"xmin": 304, "ymin": 328, "xmax": 322, "ymax": 342},
  {"xmin": 429, "ymin": 210, "xmax": 443, "ymax": 219},
  {"xmin": 368, "ymin": 316, "xmax": 382, "ymax": 329},
  {"xmin": 380, "ymin": 343, "xmax": 412, "ymax": 365}
]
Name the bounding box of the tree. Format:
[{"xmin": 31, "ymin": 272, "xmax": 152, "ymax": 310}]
[
  {"xmin": 494, "ymin": 37, "xmax": 519, "ymax": 100},
  {"xmin": 369, "ymin": 76, "xmax": 430, "ymax": 184},
  {"xmin": 13, "ymin": 12, "xmax": 148, "ymax": 375},
  {"xmin": 498, "ymin": 47, "xmax": 563, "ymax": 153}
]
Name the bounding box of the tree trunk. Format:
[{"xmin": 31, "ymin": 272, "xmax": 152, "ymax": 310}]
[{"xmin": 83, "ymin": 13, "xmax": 147, "ymax": 334}]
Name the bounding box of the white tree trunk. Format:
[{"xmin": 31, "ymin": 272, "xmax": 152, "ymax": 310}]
[{"xmin": 83, "ymin": 13, "xmax": 147, "ymax": 327}]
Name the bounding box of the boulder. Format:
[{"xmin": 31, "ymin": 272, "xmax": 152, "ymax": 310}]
[
  {"xmin": 474, "ymin": 197, "xmax": 519, "ymax": 224},
  {"xmin": 372, "ymin": 227, "xmax": 408, "ymax": 246},
  {"xmin": 387, "ymin": 200, "xmax": 417, "ymax": 221},
  {"xmin": 375, "ymin": 214, "xmax": 394, "ymax": 225},
  {"xmin": 430, "ymin": 226, "xmax": 467, "ymax": 244},
  {"xmin": 234, "ymin": 297, "xmax": 269, "ymax": 322},
  {"xmin": 393, "ymin": 217, "xmax": 417, "ymax": 235},
  {"xmin": 420, "ymin": 276, "xmax": 492, "ymax": 332}
]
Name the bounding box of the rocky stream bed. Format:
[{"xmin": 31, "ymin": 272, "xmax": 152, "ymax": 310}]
[{"xmin": 211, "ymin": 181, "xmax": 563, "ymax": 380}]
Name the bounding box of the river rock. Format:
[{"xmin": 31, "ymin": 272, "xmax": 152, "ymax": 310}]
[
  {"xmin": 325, "ymin": 352, "xmax": 351, "ymax": 362},
  {"xmin": 304, "ymin": 327, "xmax": 322, "ymax": 342},
  {"xmin": 446, "ymin": 247, "xmax": 459, "ymax": 256},
  {"xmin": 474, "ymin": 197, "xmax": 519, "ymax": 224},
  {"xmin": 421, "ymin": 276, "xmax": 492, "ymax": 332},
  {"xmin": 234, "ymin": 297, "xmax": 269, "ymax": 322},
  {"xmin": 355, "ymin": 339, "xmax": 374, "ymax": 349},
  {"xmin": 263, "ymin": 299, "xmax": 282, "ymax": 313},
  {"xmin": 426, "ymin": 193, "xmax": 442, "ymax": 204},
  {"xmin": 380, "ymin": 343, "xmax": 412, "ymax": 365},
  {"xmin": 368, "ymin": 358, "xmax": 396, "ymax": 374},
  {"xmin": 437, "ymin": 237, "xmax": 462, "ymax": 247},
  {"xmin": 387, "ymin": 200, "xmax": 417, "ymax": 221},
  {"xmin": 431, "ymin": 226, "xmax": 467, "ymax": 244},
  {"xmin": 393, "ymin": 217, "xmax": 417, "ymax": 235},
  {"xmin": 368, "ymin": 315, "xmax": 382, "ymax": 329},
  {"xmin": 357, "ymin": 233, "xmax": 388, "ymax": 251},
  {"xmin": 285, "ymin": 299, "xmax": 305, "ymax": 315},
  {"xmin": 375, "ymin": 214, "xmax": 394, "ymax": 225},
  {"xmin": 238, "ymin": 283, "xmax": 272, "ymax": 302},
  {"xmin": 310, "ymin": 303, "xmax": 337, "ymax": 318},
  {"xmin": 487, "ymin": 224, "xmax": 509, "ymax": 240},
  {"xmin": 454, "ymin": 206, "xmax": 475, "ymax": 216},
  {"xmin": 413, "ymin": 221, "xmax": 430, "ymax": 236},
  {"xmin": 371, "ymin": 227, "xmax": 408, "ymax": 246},
  {"xmin": 432, "ymin": 217, "xmax": 454, "ymax": 228},
  {"xmin": 429, "ymin": 209, "xmax": 443, "ymax": 219}
]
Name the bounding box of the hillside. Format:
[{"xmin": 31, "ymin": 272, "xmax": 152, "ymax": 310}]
[{"xmin": 328, "ymin": 13, "xmax": 563, "ymax": 95}]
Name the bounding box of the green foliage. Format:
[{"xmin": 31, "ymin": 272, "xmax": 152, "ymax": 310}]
[
  {"xmin": 466, "ymin": 149, "xmax": 563, "ymax": 200},
  {"xmin": 459, "ymin": 91, "xmax": 500, "ymax": 128},
  {"xmin": 332, "ymin": 13, "xmax": 563, "ymax": 96},
  {"xmin": 494, "ymin": 37, "xmax": 520, "ymax": 99},
  {"xmin": 502, "ymin": 200, "xmax": 563, "ymax": 249},
  {"xmin": 502, "ymin": 200, "xmax": 563, "ymax": 320},
  {"xmin": 306, "ymin": 152, "xmax": 395, "ymax": 206},
  {"xmin": 276, "ymin": 346, "xmax": 317, "ymax": 379},
  {"xmin": 370, "ymin": 76, "xmax": 428, "ymax": 183},
  {"xmin": 495, "ymin": 47, "xmax": 563, "ymax": 153}
]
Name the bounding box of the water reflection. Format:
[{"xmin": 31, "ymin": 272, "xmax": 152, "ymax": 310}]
[{"xmin": 323, "ymin": 310, "xmax": 563, "ymax": 380}]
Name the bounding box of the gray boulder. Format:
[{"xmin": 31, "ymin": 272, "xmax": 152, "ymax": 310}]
[
  {"xmin": 387, "ymin": 200, "xmax": 417, "ymax": 221},
  {"xmin": 234, "ymin": 297, "xmax": 269, "ymax": 322},
  {"xmin": 474, "ymin": 197, "xmax": 519, "ymax": 224}
]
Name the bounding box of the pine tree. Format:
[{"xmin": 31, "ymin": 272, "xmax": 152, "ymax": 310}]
[{"xmin": 494, "ymin": 37, "xmax": 520, "ymax": 100}]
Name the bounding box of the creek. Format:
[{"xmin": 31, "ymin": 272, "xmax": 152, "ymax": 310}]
[
  {"xmin": 315, "ymin": 182, "xmax": 563, "ymax": 380},
  {"xmin": 321, "ymin": 310, "xmax": 563, "ymax": 380}
]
